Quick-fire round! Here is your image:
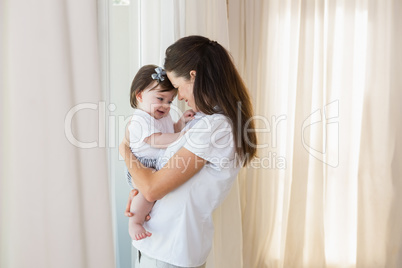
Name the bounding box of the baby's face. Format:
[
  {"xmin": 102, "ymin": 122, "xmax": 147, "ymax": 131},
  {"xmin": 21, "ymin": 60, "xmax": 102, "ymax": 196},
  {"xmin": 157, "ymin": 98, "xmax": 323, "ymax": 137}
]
[{"xmin": 137, "ymin": 85, "xmax": 176, "ymax": 119}]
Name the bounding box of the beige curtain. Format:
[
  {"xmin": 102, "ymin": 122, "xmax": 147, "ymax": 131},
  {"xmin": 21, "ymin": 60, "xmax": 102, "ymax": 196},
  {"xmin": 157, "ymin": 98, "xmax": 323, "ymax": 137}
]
[
  {"xmin": 0, "ymin": 1, "xmax": 115, "ymax": 268},
  {"xmin": 228, "ymin": 0, "xmax": 402, "ymax": 267}
]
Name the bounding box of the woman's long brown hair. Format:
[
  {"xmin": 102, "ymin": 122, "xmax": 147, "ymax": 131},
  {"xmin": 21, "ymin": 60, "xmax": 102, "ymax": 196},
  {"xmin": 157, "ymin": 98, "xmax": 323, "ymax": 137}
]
[{"xmin": 164, "ymin": 35, "xmax": 257, "ymax": 166}]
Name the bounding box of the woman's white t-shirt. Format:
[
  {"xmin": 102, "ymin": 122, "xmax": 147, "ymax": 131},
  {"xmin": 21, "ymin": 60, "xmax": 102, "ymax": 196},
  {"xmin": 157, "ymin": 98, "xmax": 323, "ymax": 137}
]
[{"xmin": 132, "ymin": 112, "xmax": 241, "ymax": 267}]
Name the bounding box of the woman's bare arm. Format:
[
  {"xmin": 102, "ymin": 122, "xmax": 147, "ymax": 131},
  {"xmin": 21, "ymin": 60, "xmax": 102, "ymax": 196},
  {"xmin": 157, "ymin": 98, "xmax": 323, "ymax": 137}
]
[{"xmin": 120, "ymin": 142, "xmax": 206, "ymax": 202}]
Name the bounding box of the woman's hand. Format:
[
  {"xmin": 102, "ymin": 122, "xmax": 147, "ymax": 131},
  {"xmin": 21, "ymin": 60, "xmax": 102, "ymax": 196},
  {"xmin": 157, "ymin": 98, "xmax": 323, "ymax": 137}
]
[
  {"xmin": 119, "ymin": 140, "xmax": 128, "ymax": 159},
  {"xmin": 125, "ymin": 189, "xmax": 151, "ymax": 221},
  {"xmin": 119, "ymin": 122, "xmax": 131, "ymax": 159}
]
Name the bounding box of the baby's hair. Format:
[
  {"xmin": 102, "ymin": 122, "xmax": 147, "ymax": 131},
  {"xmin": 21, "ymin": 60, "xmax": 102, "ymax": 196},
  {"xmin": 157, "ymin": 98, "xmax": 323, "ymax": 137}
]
[{"xmin": 130, "ymin": 65, "xmax": 176, "ymax": 108}]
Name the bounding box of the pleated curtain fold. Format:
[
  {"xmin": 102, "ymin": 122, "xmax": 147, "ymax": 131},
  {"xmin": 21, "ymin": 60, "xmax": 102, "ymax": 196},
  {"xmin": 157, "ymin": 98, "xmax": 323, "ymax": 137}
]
[{"xmin": 1, "ymin": 1, "xmax": 115, "ymax": 268}]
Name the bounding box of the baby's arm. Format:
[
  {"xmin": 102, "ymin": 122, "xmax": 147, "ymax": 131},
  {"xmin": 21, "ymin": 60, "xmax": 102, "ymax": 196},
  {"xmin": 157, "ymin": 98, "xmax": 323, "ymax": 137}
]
[
  {"xmin": 144, "ymin": 109, "xmax": 194, "ymax": 148},
  {"xmin": 144, "ymin": 132, "xmax": 185, "ymax": 149},
  {"xmin": 174, "ymin": 109, "xmax": 195, "ymax": 132}
]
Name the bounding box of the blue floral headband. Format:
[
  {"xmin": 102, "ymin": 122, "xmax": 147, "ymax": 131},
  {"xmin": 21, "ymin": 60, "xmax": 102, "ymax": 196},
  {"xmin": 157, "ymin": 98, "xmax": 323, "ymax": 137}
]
[{"xmin": 151, "ymin": 67, "xmax": 166, "ymax": 82}]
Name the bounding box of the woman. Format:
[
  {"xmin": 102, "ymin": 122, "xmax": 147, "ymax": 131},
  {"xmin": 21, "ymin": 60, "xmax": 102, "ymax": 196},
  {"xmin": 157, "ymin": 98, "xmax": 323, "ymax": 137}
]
[{"xmin": 120, "ymin": 35, "xmax": 257, "ymax": 268}]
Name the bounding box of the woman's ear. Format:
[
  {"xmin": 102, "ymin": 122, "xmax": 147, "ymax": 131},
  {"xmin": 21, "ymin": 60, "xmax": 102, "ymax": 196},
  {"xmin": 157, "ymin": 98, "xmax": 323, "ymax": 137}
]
[{"xmin": 190, "ymin": 70, "xmax": 196, "ymax": 82}]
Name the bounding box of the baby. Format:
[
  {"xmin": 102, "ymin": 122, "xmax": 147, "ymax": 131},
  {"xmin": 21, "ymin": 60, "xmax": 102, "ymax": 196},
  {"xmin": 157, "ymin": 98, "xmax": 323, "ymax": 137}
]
[{"xmin": 126, "ymin": 65, "xmax": 194, "ymax": 240}]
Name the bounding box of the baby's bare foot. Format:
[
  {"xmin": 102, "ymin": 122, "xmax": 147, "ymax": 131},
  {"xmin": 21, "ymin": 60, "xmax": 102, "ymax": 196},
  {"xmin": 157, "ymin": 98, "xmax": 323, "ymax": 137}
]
[
  {"xmin": 135, "ymin": 230, "xmax": 152, "ymax": 241},
  {"xmin": 129, "ymin": 221, "xmax": 152, "ymax": 241}
]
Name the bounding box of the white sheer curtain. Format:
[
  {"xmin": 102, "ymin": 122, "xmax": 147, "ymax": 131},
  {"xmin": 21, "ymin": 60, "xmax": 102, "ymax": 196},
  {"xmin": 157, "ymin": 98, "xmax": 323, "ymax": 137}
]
[
  {"xmin": 1, "ymin": 1, "xmax": 114, "ymax": 268},
  {"xmin": 228, "ymin": 0, "xmax": 402, "ymax": 267}
]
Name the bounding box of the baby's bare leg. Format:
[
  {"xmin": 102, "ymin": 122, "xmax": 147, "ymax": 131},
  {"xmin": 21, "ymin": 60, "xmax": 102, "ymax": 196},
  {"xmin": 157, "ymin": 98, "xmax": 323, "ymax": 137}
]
[{"xmin": 128, "ymin": 191, "xmax": 154, "ymax": 240}]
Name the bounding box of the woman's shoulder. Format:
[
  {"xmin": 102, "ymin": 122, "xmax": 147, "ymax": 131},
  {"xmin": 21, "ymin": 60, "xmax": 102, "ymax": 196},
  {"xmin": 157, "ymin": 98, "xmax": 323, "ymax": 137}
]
[
  {"xmin": 193, "ymin": 112, "xmax": 232, "ymax": 130},
  {"xmin": 183, "ymin": 112, "xmax": 236, "ymax": 164},
  {"xmin": 206, "ymin": 112, "xmax": 228, "ymax": 120},
  {"xmin": 188, "ymin": 113, "xmax": 234, "ymax": 144}
]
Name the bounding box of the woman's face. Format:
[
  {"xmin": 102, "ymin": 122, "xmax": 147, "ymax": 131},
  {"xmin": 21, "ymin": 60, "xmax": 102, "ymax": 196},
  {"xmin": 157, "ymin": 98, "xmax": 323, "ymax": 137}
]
[{"xmin": 166, "ymin": 71, "xmax": 197, "ymax": 112}]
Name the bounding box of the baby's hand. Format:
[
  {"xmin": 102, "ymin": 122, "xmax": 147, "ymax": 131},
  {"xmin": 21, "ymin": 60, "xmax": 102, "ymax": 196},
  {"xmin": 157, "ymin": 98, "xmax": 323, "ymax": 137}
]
[
  {"xmin": 175, "ymin": 110, "xmax": 195, "ymax": 132},
  {"xmin": 182, "ymin": 109, "xmax": 195, "ymax": 123}
]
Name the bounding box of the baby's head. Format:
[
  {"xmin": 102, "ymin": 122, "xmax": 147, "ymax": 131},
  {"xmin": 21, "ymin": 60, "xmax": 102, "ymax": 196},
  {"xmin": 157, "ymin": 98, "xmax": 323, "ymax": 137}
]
[{"xmin": 130, "ymin": 65, "xmax": 177, "ymax": 119}]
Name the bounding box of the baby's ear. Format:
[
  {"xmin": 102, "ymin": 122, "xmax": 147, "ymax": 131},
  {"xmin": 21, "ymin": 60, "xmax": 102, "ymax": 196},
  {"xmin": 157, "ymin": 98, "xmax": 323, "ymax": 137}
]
[{"xmin": 136, "ymin": 92, "xmax": 142, "ymax": 102}]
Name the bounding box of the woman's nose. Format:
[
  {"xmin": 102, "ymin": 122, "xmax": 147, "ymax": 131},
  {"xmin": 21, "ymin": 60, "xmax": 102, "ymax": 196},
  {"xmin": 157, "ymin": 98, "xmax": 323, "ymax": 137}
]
[{"xmin": 178, "ymin": 91, "xmax": 184, "ymax": 101}]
